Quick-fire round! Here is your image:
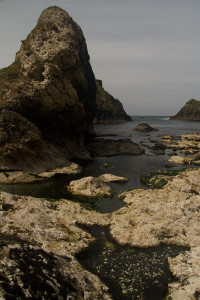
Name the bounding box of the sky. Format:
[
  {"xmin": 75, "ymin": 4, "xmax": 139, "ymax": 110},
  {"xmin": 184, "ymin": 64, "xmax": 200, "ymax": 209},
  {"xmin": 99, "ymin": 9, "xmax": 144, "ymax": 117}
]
[{"xmin": 0, "ymin": 0, "xmax": 200, "ymax": 116}]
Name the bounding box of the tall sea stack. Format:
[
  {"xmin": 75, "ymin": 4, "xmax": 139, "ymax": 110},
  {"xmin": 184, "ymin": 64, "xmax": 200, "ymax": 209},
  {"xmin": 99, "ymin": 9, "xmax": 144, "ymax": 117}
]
[{"xmin": 0, "ymin": 6, "xmax": 96, "ymax": 171}]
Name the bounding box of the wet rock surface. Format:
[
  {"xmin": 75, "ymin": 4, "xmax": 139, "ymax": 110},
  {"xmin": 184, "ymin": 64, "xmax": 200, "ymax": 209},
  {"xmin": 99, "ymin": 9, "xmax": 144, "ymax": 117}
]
[{"xmin": 86, "ymin": 138, "xmax": 144, "ymax": 157}]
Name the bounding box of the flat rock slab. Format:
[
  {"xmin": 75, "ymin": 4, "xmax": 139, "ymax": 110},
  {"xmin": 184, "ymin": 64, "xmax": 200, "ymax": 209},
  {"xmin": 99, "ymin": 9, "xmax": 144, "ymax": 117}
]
[
  {"xmin": 68, "ymin": 176, "xmax": 112, "ymax": 197},
  {"xmin": 39, "ymin": 163, "xmax": 82, "ymax": 178},
  {"xmin": 0, "ymin": 171, "xmax": 43, "ymax": 183},
  {"xmin": 134, "ymin": 123, "xmax": 158, "ymax": 132},
  {"xmin": 86, "ymin": 138, "xmax": 144, "ymax": 156},
  {"xmin": 98, "ymin": 173, "xmax": 128, "ymax": 183}
]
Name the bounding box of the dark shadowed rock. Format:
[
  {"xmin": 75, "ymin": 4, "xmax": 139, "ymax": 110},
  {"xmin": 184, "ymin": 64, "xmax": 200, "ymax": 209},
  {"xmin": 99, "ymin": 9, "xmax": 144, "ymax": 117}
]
[
  {"xmin": 0, "ymin": 6, "xmax": 96, "ymax": 171},
  {"xmin": 134, "ymin": 123, "xmax": 158, "ymax": 132},
  {"xmin": 86, "ymin": 138, "xmax": 144, "ymax": 156},
  {"xmin": 170, "ymin": 99, "xmax": 200, "ymax": 120},
  {"xmin": 94, "ymin": 80, "xmax": 132, "ymax": 123}
]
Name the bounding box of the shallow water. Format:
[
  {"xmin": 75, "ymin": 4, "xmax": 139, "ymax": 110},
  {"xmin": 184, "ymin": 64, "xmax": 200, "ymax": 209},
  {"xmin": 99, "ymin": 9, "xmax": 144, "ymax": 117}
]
[{"xmin": 77, "ymin": 226, "xmax": 189, "ymax": 300}]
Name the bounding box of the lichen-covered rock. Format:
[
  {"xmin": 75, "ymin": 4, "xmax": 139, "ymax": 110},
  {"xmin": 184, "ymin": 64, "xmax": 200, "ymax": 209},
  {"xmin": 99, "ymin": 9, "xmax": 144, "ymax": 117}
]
[
  {"xmin": 0, "ymin": 192, "xmax": 111, "ymax": 299},
  {"xmin": 94, "ymin": 80, "xmax": 132, "ymax": 123},
  {"xmin": 0, "ymin": 6, "xmax": 96, "ymax": 171},
  {"xmin": 68, "ymin": 176, "xmax": 112, "ymax": 197},
  {"xmin": 98, "ymin": 173, "xmax": 128, "ymax": 183}
]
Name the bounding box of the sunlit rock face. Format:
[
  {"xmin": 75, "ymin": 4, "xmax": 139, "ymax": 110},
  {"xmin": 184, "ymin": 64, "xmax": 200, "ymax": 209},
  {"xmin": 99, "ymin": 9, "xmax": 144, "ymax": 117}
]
[{"xmin": 0, "ymin": 6, "xmax": 96, "ymax": 171}]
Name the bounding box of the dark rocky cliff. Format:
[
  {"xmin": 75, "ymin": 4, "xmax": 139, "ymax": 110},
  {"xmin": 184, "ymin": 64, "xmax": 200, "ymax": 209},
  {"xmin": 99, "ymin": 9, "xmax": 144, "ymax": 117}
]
[
  {"xmin": 170, "ymin": 99, "xmax": 200, "ymax": 120},
  {"xmin": 94, "ymin": 80, "xmax": 132, "ymax": 123},
  {"xmin": 0, "ymin": 6, "xmax": 96, "ymax": 171}
]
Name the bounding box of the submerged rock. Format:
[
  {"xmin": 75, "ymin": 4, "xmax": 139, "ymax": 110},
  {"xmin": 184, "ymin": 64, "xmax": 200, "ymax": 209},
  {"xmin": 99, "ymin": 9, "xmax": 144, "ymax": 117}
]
[
  {"xmin": 0, "ymin": 6, "xmax": 96, "ymax": 171},
  {"xmin": 86, "ymin": 138, "xmax": 144, "ymax": 156},
  {"xmin": 134, "ymin": 123, "xmax": 158, "ymax": 132},
  {"xmin": 98, "ymin": 173, "xmax": 128, "ymax": 183},
  {"xmin": 68, "ymin": 176, "xmax": 113, "ymax": 197}
]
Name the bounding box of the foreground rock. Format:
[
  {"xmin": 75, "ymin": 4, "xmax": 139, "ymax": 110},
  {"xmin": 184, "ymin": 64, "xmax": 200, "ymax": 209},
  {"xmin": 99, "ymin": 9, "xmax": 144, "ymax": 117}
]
[
  {"xmin": 110, "ymin": 168, "xmax": 200, "ymax": 299},
  {"xmin": 98, "ymin": 173, "xmax": 128, "ymax": 183},
  {"xmin": 0, "ymin": 192, "xmax": 111, "ymax": 299},
  {"xmin": 0, "ymin": 6, "xmax": 96, "ymax": 171},
  {"xmin": 86, "ymin": 138, "xmax": 144, "ymax": 156},
  {"xmin": 170, "ymin": 98, "xmax": 200, "ymax": 120},
  {"xmin": 169, "ymin": 155, "xmax": 193, "ymax": 165},
  {"xmin": 68, "ymin": 176, "xmax": 112, "ymax": 197},
  {"xmin": 94, "ymin": 80, "xmax": 132, "ymax": 123},
  {"xmin": 134, "ymin": 123, "xmax": 158, "ymax": 132}
]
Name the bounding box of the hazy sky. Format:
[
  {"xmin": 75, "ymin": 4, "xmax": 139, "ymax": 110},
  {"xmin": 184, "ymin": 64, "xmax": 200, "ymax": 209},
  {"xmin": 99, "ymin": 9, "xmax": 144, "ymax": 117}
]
[{"xmin": 0, "ymin": 0, "xmax": 200, "ymax": 116}]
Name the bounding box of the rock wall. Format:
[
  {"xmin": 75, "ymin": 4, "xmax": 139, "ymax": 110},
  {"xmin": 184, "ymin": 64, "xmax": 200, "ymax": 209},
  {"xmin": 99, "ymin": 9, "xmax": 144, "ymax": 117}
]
[
  {"xmin": 0, "ymin": 6, "xmax": 96, "ymax": 171},
  {"xmin": 170, "ymin": 99, "xmax": 200, "ymax": 120},
  {"xmin": 94, "ymin": 80, "xmax": 132, "ymax": 123}
]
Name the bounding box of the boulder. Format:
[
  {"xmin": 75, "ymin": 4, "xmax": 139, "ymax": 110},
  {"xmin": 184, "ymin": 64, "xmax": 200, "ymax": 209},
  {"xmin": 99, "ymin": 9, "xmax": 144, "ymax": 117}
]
[
  {"xmin": 68, "ymin": 176, "xmax": 112, "ymax": 197},
  {"xmin": 134, "ymin": 123, "xmax": 158, "ymax": 132},
  {"xmin": 98, "ymin": 173, "xmax": 128, "ymax": 183}
]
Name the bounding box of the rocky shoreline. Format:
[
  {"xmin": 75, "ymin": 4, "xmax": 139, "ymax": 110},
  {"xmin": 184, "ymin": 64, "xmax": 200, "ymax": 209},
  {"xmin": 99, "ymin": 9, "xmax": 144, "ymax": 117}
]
[{"xmin": 1, "ymin": 162, "xmax": 200, "ymax": 299}]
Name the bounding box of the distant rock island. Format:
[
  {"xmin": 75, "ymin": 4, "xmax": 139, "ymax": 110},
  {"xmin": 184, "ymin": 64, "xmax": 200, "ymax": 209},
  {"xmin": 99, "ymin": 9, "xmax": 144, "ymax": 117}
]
[
  {"xmin": 0, "ymin": 6, "xmax": 130, "ymax": 172},
  {"xmin": 170, "ymin": 99, "xmax": 200, "ymax": 120},
  {"xmin": 94, "ymin": 79, "xmax": 132, "ymax": 123}
]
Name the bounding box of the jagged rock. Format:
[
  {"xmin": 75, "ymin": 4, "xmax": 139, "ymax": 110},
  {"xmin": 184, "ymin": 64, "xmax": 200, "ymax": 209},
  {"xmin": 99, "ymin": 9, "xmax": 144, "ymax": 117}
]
[
  {"xmin": 170, "ymin": 99, "xmax": 200, "ymax": 120},
  {"xmin": 169, "ymin": 155, "xmax": 193, "ymax": 165},
  {"xmin": 68, "ymin": 176, "xmax": 112, "ymax": 197},
  {"xmin": 134, "ymin": 123, "xmax": 158, "ymax": 132},
  {"xmin": 86, "ymin": 138, "xmax": 144, "ymax": 156},
  {"xmin": 0, "ymin": 6, "xmax": 96, "ymax": 171},
  {"xmin": 94, "ymin": 80, "xmax": 132, "ymax": 123},
  {"xmin": 98, "ymin": 173, "xmax": 128, "ymax": 183}
]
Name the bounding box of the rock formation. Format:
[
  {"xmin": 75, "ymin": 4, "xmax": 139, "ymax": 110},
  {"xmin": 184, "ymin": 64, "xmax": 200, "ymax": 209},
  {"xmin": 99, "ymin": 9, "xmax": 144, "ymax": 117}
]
[
  {"xmin": 134, "ymin": 123, "xmax": 158, "ymax": 132},
  {"xmin": 94, "ymin": 79, "xmax": 132, "ymax": 123},
  {"xmin": 170, "ymin": 99, "xmax": 200, "ymax": 120},
  {"xmin": 0, "ymin": 6, "xmax": 96, "ymax": 171}
]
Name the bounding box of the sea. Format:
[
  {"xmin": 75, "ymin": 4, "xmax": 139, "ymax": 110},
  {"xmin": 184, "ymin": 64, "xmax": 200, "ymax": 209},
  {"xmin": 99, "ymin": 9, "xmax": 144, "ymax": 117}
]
[{"xmin": 2, "ymin": 116, "xmax": 200, "ymax": 300}]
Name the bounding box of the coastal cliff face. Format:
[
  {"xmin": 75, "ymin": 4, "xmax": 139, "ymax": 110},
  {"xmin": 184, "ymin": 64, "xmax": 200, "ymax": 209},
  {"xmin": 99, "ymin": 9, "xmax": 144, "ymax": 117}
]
[
  {"xmin": 94, "ymin": 80, "xmax": 132, "ymax": 123},
  {"xmin": 0, "ymin": 6, "xmax": 96, "ymax": 171},
  {"xmin": 170, "ymin": 99, "xmax": 200, "ymax": 120}
]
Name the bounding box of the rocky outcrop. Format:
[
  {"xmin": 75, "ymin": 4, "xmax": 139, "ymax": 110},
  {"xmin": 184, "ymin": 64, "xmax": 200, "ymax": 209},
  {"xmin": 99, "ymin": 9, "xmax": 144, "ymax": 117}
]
[
  {"xmin": 94, "ymin": 80, "xmax": 132, "ymax": 123},
  {"xmin": 134, "ymin": 123, "xmax": 158, "ymax": 132},
  {"xmin": 0, "ymin": 6, "xmax": 96, "ymax": 171},
  {"xmin": 170, "ymin": 99, "xmax": 200, "ymax": 120}
]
